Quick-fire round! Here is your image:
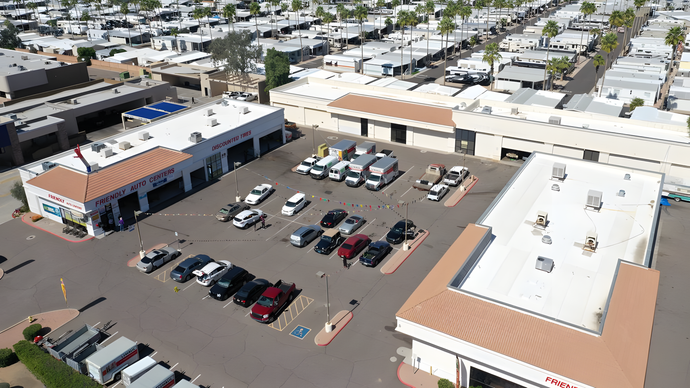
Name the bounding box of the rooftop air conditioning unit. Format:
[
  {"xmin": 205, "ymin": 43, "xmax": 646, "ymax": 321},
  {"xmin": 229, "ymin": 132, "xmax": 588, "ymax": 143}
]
[
  {"xmin": 8, "ymin": 113, "xmax": 17, "ymax": 120},
  {"xmin": 21, "ymin": 55, "xmax": 28, "ymax": 60},
  {"xmin": 206, "ymin": 118, "xmax": 217, "ymax": 127},
  {"xmin": 586, "ymin": 189, "xmax": 603, "ymax": 210},
  {"xmin": 118, "ymin": 141, "xmax": 131, "ymax": 150},
  {"xmin": 582, "ymin": 123, "xmax": 589, "ymax": 129},
  {"xmin": 624, "ymin": 173, "xmax": 631, "ymax": 180},
  {"xmin": 113, "ymin": 88, "xmax": 120, "ymax": 94},
  {"xmin": 535, "ymin": 256, "xmax": 554, "ymax": 273},
  {"xmin": 138, "ymin": 131, "xmax": 149, "ymax": 141},
  {"xmin": 42, "ymin": 161, "xmax": 57, "ymax": 171},
  {"xmin": 70, "ymin": 98, "xmax": 78, "ymax": 104},
  {"xmin": 584, "ymin": 231, "xmax": 598, "ymax": 252},
  {"xmin": 481, "ymin": 106, "xmax": 492, "ymax": 114},
  {"xmin": 238, "ymin": 106, "xmax": 249, "ymax": 114},
  {"xmin": 511, "ymin": 107, "xmax": 519, "ymax": 115},
  {"xmin": 189, "ymin": 131, "xmax": 202, "ymax": 143},
  {"xmin": 100, "ymin": 147, "xmax": 113, "ymax": 158},
  {"xmin": 204, "ymin": 108, "xmax": 214, "ymax": 116},
  {"xmin": 91, "ymin": 142, "xmax": 106, "ymax": 153},
  {"xmin": 552, "ymin": 162, "xmax": 566, "ymax": 180},
  {"xmin": 548, "ymin": 116, "xmax": 561, "ymax": 125},
  {"xmin": 535, "ymin": 211, "xmax": 548, "ymax": 227},
  {"xmin": 89, "ymin": 162, "xmax": 100, "ymax": 171}
]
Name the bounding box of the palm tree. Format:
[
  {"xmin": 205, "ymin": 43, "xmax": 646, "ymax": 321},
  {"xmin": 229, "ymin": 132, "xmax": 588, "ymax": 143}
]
[
  {"xmin": 483, "ymin": 42, "xmax": 501, "ymax": 90},
  {"xmin": 336, "ymin": 4, "xmax": 347, "ymax": 51},
  {"xmin": 473, "ymin": 0, "xmax": 484, "ymax": 42},
  {"xmin": 469, "ymin": 35, "xmax": 477, "ymax": 52},
  {"xmin": 392, "ymin": 0, "xmax": 400, "ymax": 26},
  {"xmin": 281, "ymin": 3, "xmax": 289, "ymax": 36},
  {"xmin": 81, "ymin": 10, "xmax": 92, "ymax": 41},
  {"xmin": 406, "ymin": 11, "xmax": 419, "ymax": 76},
  {"xmin": 598, "ymin": 32, "xmax": 618, "ymax": 97},
  {"xmin": 192, "ymin": 7, "xmax": 205, "ymax": 51},
  {"xmin": 119, "ymin": 3, "xmax": 132, "ymax": 46},
  {"xmin": 444, "ymin": 1, "xmax": 457, "ymax": 55},
  {"xmin": 494, "ymin": 0, "xmax": 507, "ymax": 32},
  {"xmin": 270, "ymin": 0, "xmax": 280, "ymax": 36},
  {"xmin": 634, "ymin": 0, "xmax": 645, "ymax": 9},
  {"xmin": 623, "ymin": 7, "xmax": 635, "ymax": 50},
  {"xmin": 483, "ymin": 0, "xmax": 493, "ymax": 42},
  {"xmin": 384, "ymin": 16, "xmax": 393, "ymax": 36},
  {"xmin": 291, "ymin": 0, "xmax": 304, "ymax": 63},
  {"xmin": 398, "ymin": 9, "xmax": 409, "ymax": 79},
  {"xmin": 223, "ymin": 4, "xmax": 236, "ymax": 32},
  {"xmin": 203, "ymin": 7, "xmax": 213, "ymax": 42},
  {"xmin": 578, "ymin": 1, "xmax": 596, "ymax": 64},
  {"xmin": 459, "ymin": 5, "xmax": 471, "ymax": 54},
  {"xmin": 609, "ymin": 10, "xmax": 623, "ymax": 34},
  {"xmin": 250, "ymin": 1, "xmax": 261, "ymax": 46},
  {"xmin": 423, "ymin": 0, "xmax": 434, "ymax": 58},
  {"xmin": 377, "ymin": 0, "xmax": 385, "ymax": 36},
  {"xmin": 541, "ymin": 20, "xmax": 559, "ymax": 90},
  {"xmin": 438, "ymin": 15, "xmax": 455, "ymax": 84},
  {"xmin": 323, "ymin": 12, "xmax": 334, "ymax": 54},
  {"xmin": 140, "ymin": 0, "xmax": 156, "ymax": 49},
  {"xmin": 354, "ymin": 5, "xmax": 367, "ymax": 73},
  {"xmin": 592, "ymin": 53, "xmax": 604, "ymax": 87},
  {"xmin": 316, "ymin": 6, "xmax": 325, "ymax": 37},
  {"xmin": 665, "ymin": 26, "xmax": 685, "ymax": 79},
  {"xmin": 170, "ymin": 27, "xmax": 180, "ymax": 53}
]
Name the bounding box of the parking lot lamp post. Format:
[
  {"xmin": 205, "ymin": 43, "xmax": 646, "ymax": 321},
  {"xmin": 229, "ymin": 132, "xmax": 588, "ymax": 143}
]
[
  {"xmin": 134, "ymin": 210, "xmax": 145, "ymax": 259},
  {"xmin": 399, "ymin": 200, "xmax": 410, "ymax": 251},
  {"xmin": 234, "ymin": 162, "xmax": 242, "ymax": 202},
  {"xmin": 317, "ymin": 271, "xmax": 334, "ymax": 332},
  {"xmin": 312, "ymin": 124, "xmax": 319, "ymax": 156}
]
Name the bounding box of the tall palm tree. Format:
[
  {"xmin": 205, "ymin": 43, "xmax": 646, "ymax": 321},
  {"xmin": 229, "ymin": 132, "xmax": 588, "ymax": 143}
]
[
  {"xmin": 494, "ymin": 0, "xmax": 507, "ymax": 32},
  {"xmin": 61, "ymin": 0, "xmax": 74, "ymax": 37},
  {"xmin": 578, "ymin": 1, "xmax": 596, "ymax": 64},
  {"xmin": 444, "ymin": 1, "xmax": 457, "ymax": 55},
  {"xmin": 26, "ymin": 1, "xmax": 38, "ymax": 24},
  {"xmin": 354, "ymin": 5, "xmax": 367, "ymax": 73},
  {"xmin": 592, "ymin": 54, "xmax": 604, "ymax": 87},
  {"xmin": 170, "ymin": 27, "xmax": 180, "ymax": 53},
  {"xmin": 424, "ymin": 0, "xmax": 434, "ymax": 58},
  {"xmin": 336, "ymin": 4, "xmax": 347, "ymax": 51},
  {"xmin": 281, "ymin": 3, "xmax": 289, "ymax": 36},
  {"xmin": 622, "ymin": 7, "xmax": 635, "ymax": 50},
  {"xmin": 270, "ymin": 0, "xmax": 280, "ymax": 36},
  {"xmin": 483, "ymin": 0, "xmax": 493, "ymax": 42},
  {"xmin": 398, "ymin": 9, "xmax": 409, "ymax": 79},
  {"xmin": 392, "ymin": 0, "xmax": 400, "ymax": 26},
  {"xmin": 316, "ymin": 5, "xmax": 325, "ymax": 37},
  {"xmin": 483, "ymin": 42, "xmax": 501, "ymax": 90},
  {"xmin": 203, "ymin": 6, "xmax": 213, "ymax": 41},
  {"xmin": 406, "ymin": 11, "xmax": 418, "ymax": 76},
  {"xmin": 384, "ymin": 16, "xmax": 393, "ymax": 36},
  {"xmin": 377, "ymin": 0, "xmax": 385, "ymax": 37},
  {"xmin": 473, "ymin": 0, "xmax": 484, "ymax": 42},
  {"xmin": 665, "ymin": 26, "xmax": 685, "ymax": 79},
  {"xmin": 469, "ymin": 35, "xmax": 477, "ymax": 52},
  {"xmin": 598, "ymin": 32, "xmax": 618, "ymax": 97},
  {"xmin": 291, "ymin": 0, "xmax": 304, "ymax": 63},
  {"xmin": 459, "ymin": 5, "xmax": 471, "ymax": 54},
  {"xmin": 609, "ymin": 9, "xmax": 623, "ymax": 34},
  {"xmin": 250, "ymin": 1, "xmax": 261, "ymax": 46},
  {"xmin": 192, "ymin": 7, "xmax": 205, "ymax": 51},
  {"xmin": 81, "ymin": 10, "xmax": 92, "ymax": 41},
  {"xmin": 438, "ymin": 15, "xmax": 455, "ymax": 84},
  {"xmin": 119, "ymin": 3, "xmax": 132, "ymax": 46},
  {"xmin": 223, "ymin": 4, "xmax": 236, "ymax": 32},
  {"xmin": 140, "ymin": 0, "xmax": 156, "ymax": 49},
  {"xmin": 323, "ymin": 12, "xmax": 334, "ymax": 54},
  {"xmin": 541, "ymin": 19, "xmax": 559, "ymax": 90}
]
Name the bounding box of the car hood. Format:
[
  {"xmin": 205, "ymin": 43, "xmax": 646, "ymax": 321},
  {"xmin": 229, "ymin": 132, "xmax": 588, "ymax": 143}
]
[
  {"xmin": 282, "ymin": 205, "xmax": 294, "ymax": 213},
  {"xmin": 251, "ymin": 303, "xmax": 272, "ymax": 315},
  {"xmin": 209, "ymin": 283, "xmax": 226, "ymax": 294},
  {"xmin": 387, "ymin": 230, "xmax": 402, "ymax": 240},
  {"xmin": 245, "ymin": 194, "xmax": 259, "ymax": 201},
  {"xmin": 315, "ymin": 239, "xmax": 331, "ymax": 249}
]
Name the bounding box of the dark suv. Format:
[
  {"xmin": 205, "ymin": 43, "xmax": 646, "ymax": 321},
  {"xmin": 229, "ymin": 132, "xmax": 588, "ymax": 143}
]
[
  {"xmin": 170, "ymin": 254, "xmax": 214, "ymax": 282},
  {"xmin": 314, "ymin": 229, "xmax": 345, "ymax": 255},
  {"xmin": 209, "ymin": 266, "xmax": 250, "ymax": 301},
  {"xmin": 386, "ymin": 220, "xmax": 416, "ymax": 244}
]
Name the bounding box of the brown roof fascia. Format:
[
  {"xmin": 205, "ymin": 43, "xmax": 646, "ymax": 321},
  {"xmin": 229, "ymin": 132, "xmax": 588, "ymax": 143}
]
[
  {"xmin": 26, "ymin": 166, "xmax": 88, "ymax": 202},
  {"xmin": 327, "ymin": 94, "xmax": 456, "ymax": 128}
]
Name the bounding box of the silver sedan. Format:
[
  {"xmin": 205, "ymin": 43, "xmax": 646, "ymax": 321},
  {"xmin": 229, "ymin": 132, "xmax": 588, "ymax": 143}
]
[{"xmin": 339, "ymin": 215, "xmax": 365, "ymax": 235}]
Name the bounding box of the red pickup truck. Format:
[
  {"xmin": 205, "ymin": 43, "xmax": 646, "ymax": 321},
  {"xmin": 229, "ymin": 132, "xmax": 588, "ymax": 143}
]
[{"xmin": 250, "ymin": 280, "xmax": 296, "ymax": 323}]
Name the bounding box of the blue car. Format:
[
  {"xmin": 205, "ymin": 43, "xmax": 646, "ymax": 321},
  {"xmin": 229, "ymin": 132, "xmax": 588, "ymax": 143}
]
[{"xmin": 359, "ymin": 241, "xmax": 392, "ymax": 267}]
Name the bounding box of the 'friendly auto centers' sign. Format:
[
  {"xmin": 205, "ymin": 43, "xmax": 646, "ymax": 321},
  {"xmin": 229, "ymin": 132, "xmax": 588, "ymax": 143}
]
[{"xmin": 93, "ymin": 167, "xmax": 178, "ymax": 207}]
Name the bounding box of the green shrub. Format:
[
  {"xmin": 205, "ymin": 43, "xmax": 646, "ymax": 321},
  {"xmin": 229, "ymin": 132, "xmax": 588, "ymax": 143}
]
[
  {"xmin": 438, "ymin": 378, "xmax": 455, "ymax": 388},
  {"xmin": 22, "ymin": 324, "xmax": 42, "ymax": 342},
  {"xmin": 0, "ymin": 348, "xmax": 18, "ymax": 367},
  {"xmin": 13, "ymin": 340, "xmax": 101, "ymax": 388}
]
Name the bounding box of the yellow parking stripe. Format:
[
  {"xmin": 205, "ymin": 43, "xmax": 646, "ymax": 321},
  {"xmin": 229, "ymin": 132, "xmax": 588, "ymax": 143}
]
[
  {"xmin": 268, "ymin": 295, "xmax": 314, "ymax": 331},
  {"xmin": 154, "ymin": 260, "xmax": 184, "ymax": 283}
]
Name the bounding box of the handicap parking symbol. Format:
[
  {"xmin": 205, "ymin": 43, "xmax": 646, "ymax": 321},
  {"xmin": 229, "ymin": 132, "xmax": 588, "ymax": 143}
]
[{"xmin": 289, "ymin": 325, "xmax": 311, "ymax": 340}]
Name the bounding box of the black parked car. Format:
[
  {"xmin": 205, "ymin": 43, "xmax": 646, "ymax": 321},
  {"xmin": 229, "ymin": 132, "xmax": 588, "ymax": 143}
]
[
  {"xmin": 209, "ymin": 266, "xmax": 250, "ymax": 301},
  {"xmin": 314, "ymin": 229, "xmax": 345, "ymax": 255},
  {"xmin": 233, "ymin": 279, "xmax": 272, "ymax": 307},
  {"xmin": 386, "ymin": 219, "xmax": 416, "ymax": 244},
  {"xmin": 320, "ymin": 209, "xmax": 348, "ymax": 228}
]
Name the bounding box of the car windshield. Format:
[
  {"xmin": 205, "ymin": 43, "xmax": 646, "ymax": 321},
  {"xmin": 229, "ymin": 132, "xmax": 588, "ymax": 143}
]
[
  {"xmin": 140, "ymin": 256, "xmax": 153, "ymax": 264},
  {"xmin": 368, "ymin": 175, "xmax": 381, "ymax": 182},
  {"xmin": 235, "ymin": 288, "xmax": 249, "ymax": 298},
  {"xmin": 233, "ymin": 217, "xmax": 242, "ymax": 223},
  {"xmin": 173, "ymin": 266, "xmax": 184, "ymax": 273},
  {"xmin": 301, "ymin": 161, "xmax": 312, "ymax": 167},
  {"xmin": 394, "ymin": 222, "xmax": 406, "ymax": 231},
  {"xmin": 257, "ymin": 295, "xmax": 273, "ymax": 307},
  {"xmin": 341, "ymin": 243, "xmax": 353, "ymax": 250},
  {"xmin": 286, "ymin": 201, "xmax": 297, "ymax": 208},
  {"xmin": 218, "ymin": 208, "xmax": 229, "ymax": 215},
  {"xmin": 321, "ymin": 235, "xmax": 332, "ymax": 242},
  {"xmin": 430, "ymin": 190, "xmax": 439, "ymax": 196},
  {"xmin": 347, "ymin": 170, "xmax": 360, "ymax": 178},
  {"xmin": 345, "ymin": 218, "xmax": 355, "ymax": 224},
  {"xmin": 312, "ymin": 165, "xmax": 324, "ymax": 172},
  {"xmin": 217, "ymin": 279, "xmax": 231, "ymax": 288},
  {"xmin": 251, "ymin": 189, "xmax": 262, "ymax": 195}
]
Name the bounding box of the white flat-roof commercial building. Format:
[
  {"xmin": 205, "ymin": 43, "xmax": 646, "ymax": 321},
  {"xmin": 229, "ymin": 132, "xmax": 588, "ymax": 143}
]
[
  {"xmin": 396, "ymin": 152, "xmax": 661, "ymax": 388},
  {"xmin": 270, "ymin": 77, "xmax": 690, "ymax": 185},
  {"xmin": 19, "ymin": 99, "xmax": 286, "ymax": 237}
]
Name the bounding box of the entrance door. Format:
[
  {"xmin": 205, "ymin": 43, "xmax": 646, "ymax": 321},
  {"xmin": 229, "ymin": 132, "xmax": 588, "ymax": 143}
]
[
  {"xmin": 391, "ymin": 123, "xmax": 406, "ymax": 144},
  {"xmin": 206, "ymin": 153, "xmax": 223, "ymax": 180},
  {"xmin": 455, "ymin": 128, "xmax": 476, "ymax": 155},
  {"xmin": 361, "ymin": 118, "xmax": 368, "ymax": 137}
]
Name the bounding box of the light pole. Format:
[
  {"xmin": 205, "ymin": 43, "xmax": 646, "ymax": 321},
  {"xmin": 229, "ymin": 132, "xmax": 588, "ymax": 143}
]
[
  {"xmin": 133, "ymin": 210, "xmax": 145, "ymax": 259},
  {"xmin": 316, "ymin": 271, "xmax": 334, "ymax": 332},
  {"xmin": 399, "ymin": 200, "xmax": 410, "ymax": 251},
  {"xmin": 234, "ymin": 161, "xmax": 242, "ymax": 202},
  {"xmin": 311, "ymin": 124, "xmax": 319, "ymax": 156}
]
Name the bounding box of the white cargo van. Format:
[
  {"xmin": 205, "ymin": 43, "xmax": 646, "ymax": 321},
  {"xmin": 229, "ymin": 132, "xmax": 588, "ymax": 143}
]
[
  {"xmin": 122, "ymin": 357, "xmax": 157, "ymax": 386},
  {"xmin": 329, "ymin": 160, "xmax": 350, "ymax": 181},
  {"xmin": 310, "ymin": 155, "xmax": 338, "ymax": 180},
  {"xmin": 127, "ymin": 364, "xmax": 175, "ymax": 388}
]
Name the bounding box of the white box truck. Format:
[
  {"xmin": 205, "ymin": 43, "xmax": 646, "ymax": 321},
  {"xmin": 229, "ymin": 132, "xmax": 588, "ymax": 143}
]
[
  {"xmin": 365, "ymin": 157, "xmax": 399, "ymax": 191},
  {"xmin": 127, "ymin": 364, "xmax": 175, "ymax": 388},
  {"xmin": 354, "ymin": 141, "xmax": 376, "ymax": 158},
  {"xmin": 122, "ymin": 356, "xmax": 158, "ymax": 386},
  {"xmin": 346, "ymin": 154, "xmax": 378, "ymax": 187},
  {"xmin": 329, "ymin": 139, "xmax": 357, "ymax": 161},
  {"xmin": 84, "ymin": 337, "xmax": 139, "ymax": 384}
]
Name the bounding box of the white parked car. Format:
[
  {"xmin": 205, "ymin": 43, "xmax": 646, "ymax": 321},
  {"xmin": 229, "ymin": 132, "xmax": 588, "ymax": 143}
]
[
  {"xmin": 244, "ymin": 184, "xmax": 274, "ymax": 205},
  {"xmin": 236, "ymin": 92, "xmax": 256, "ymax": 101},
  {"xmin": 282, "ymin": 193, "xmax": 307, "ymax": 216},
  {"xmin": 136, "ymin": 246, "xmax": 181, "ymax": 273},
  {"xmin": 444, "ymin": 166, "xmax": 470, "ymax": 187},
  {"xmin": 233, "ymin": 209, "xmax": 265, "ymax": 229},
  {"xmin": 296, "ymin": 157, "xmax": 318, "ymax": 175},
  {"xmin": 427, "ymin": 184, "xmax": 449, "ymax": 201},
  {"xmin": 194, "ymin": 260, "xmax": 232, "ymax": 286}
]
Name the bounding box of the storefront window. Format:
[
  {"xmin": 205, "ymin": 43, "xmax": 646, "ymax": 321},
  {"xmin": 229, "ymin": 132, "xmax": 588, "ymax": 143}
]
[
  {"xmin": 469, "ymin": 367, "xmax": 526, "ymax": 388},
  {"xmin": 206, "ymin": 153, "xmax": 223, "ymax": 180}
]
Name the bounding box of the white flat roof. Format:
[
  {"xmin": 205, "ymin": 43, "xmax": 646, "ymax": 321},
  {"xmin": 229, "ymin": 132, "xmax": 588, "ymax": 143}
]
[{"xmin": 461, "ymin": 153, "xmax": 662, "ymax": 331}]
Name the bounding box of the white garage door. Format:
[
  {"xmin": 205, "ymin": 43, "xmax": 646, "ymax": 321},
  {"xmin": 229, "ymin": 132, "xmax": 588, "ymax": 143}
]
[
  {"xmin": 609, "ymin": 154, "xmax": 661, "ymax": 172},
  {"xmin": 502, "ymin": 137, "xmax": 552, "ymax": 153},
  {"xmin": 274, "ymin": 103, "xmax": 303, "ymax": 124},
  {"xmin": 668, "ymin": 164, "xmax": 690, "ymax": 182},
  {"xmin": 553, "ymin": 145, "xmax": 583, "ymax": 159},
  {"xmin": 337, "ymin": 115, "xmax": 361, "ymax": 136},
  {"xmin": 413, "ymin": 128, "xmax": 453, "ymax": 152},
  {"xmin": 305, "ymin": 108, "xmax": 333, "ymax": 129}
]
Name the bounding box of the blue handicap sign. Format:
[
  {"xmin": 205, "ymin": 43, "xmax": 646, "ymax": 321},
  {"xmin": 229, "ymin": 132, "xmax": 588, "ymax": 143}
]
[
  {"xmin": 290, "ymin": 325, "xmax": 311, "ymax": 340},
  {"xmin": 128, "ymin": 225, "xmax": 136, "ymax": 232}
]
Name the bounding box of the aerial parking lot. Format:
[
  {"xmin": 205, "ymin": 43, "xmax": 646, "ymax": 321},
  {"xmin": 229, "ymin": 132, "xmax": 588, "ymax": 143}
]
[{"xmin": 0, "ymin": 131, "xmax": 520, "ymax": 387}]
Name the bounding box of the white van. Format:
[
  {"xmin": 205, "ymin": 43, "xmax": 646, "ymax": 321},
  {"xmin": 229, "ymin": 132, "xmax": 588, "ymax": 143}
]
[
  {"xmin": 310, "ymin": 155, "xmax": 338, "ymax": 180},
  {"xmin": 282, "ymin": 193, "xmax": 307, "ymax": 216},
  {"xmin": 329, "ymin": 161, "xmax": 350, "ymax": 182},
  {"xmin": 122, "ymin": 357, "xmax": 157, "ymax": 386}
]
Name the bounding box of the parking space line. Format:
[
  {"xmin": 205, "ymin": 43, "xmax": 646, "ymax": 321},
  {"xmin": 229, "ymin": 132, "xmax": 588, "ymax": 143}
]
[
  {"xmin": 100, "ymin": 331, "xmax": 118, "ymax": 344},
  {"xmin": 268, "ymin": 295, "xmax": 314, "ymax": 332},
  {"xmin": 113, "ymin": 381, "xmax": 122, "ymax": 387},
  {"xmin": 223, "ymin": 300, "xmax": 234, "ymax": 308},
  {"xmin": 182, "ymin": 282, "xmax": 196, "ymax": 291},
  {"xmin": 328, "ymin": 251, "xmax": 338, "ymax": 260},
  {"xmin": 202, "ymin": 295, "xmax": 210, "ymax": 300},
  {"xmin": 154, "ymin": 259, "xmax": 184, "ymax": 283},
  {"xmin": 266, "ymin": 204, "xmax": 318, "ymax": 241},
  {"xmin": 400, "ymin": 187, "xmax": 413, "ymax": 198},
  {"xmin": 151, "ymin": 352, "xmax": 157, "ymax": 358},
  {"xmin": 258, "ymin": 196, "xmax": 279, "ymax": 209},
  {"xmin": 359, "ymin": 218, "xmax": 376, "ymax": 234},
  {"xmin": 382, "ymin": 165, "xmax": 414, "ymax": 193},
  {"xmin": 92, "ymin": 322, "xmax": 100, "ymax": 327},
  {"xmin": 191, "ymin": 374, "xmax": 201, "ymax": 383},
  {"xmin": 169, "ymin": 363, "xmax": 178, "ymax": 371}
]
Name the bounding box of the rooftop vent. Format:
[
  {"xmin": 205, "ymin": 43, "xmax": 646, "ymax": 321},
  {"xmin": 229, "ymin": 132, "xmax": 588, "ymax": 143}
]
[
  {"xmin": 69, "ymin": 98, "xmax": 78, "ymax": 105},
  {"xmin": 41, "ymin": 161, "xmax": 57, "ymax": 171},
  {"xmin": 582, "ymin": 123, "xmax": 589, "ymax": 128},
  {"xmin": 206, "ymin": 118, "xmax": 217, "ymax": 127},
  {"xmin": 20, "ymin": 55, "xmax": 28, "ymax": 60},
  {"xmin": 511, "ymin": 107, "xmax": 519, "ymax": 115},
  {"xmin": 238, "ymin": 106, "xmax": 249, "ymax": 114},
  {"xmin": 541, "ymin": 235, "xmax": 552, "ymax": 244},
  {"xmin": 624, "ymin": 173, "xmax": 631, "ymax": 180},
  {"xmin": 535, "ymin": 211, "xmax": 548, "ymax": 228},
  {"xmin": 113, "ymin": 88, "xmax": 120, "ymax": 94},
  {"xmin": 100, "ymin": 147, "xmax": 113, "ymax": 158},
  {"xmin": 138, "ymin": 131, "xmax": 149, "ymax": 141},
  {"xmin": 8, "ymin": 113, "xmax": 17, "ymax": 120},
  {"xmin": 481, "ymin": 106, "xmax": 492, "ymax": 114},
  {"xmin": 586, "ymin": 189, "xmax": 603, "ymax": 210},
  {"xmin": 548, "ymin": 116, "xmax": 561, "ymax": 125},
  {"xmin": 584, "ymin": 231, "xmax": 598, "ymax": 252},
  {"xmin": 189, "ymin": 131, "xmax": 202, "ymax": 143},
  {"xmin": 203, "ymin": 108, "xmax": 214, "ymax": 116},
  {"xmin": 89, "ymin": 162, "xmax": 99, "ymax": 171},
  {"xmin": 118, "ymin": 141, "xmax": 131, "ymax": 150},
  {"xmin": 551, "ymin": 184, "xmax": 560, "ymax": 192},
  {"xmin": 552, "ymin": 162, "xmax": 566, "ymax": 180},
  {"xmin": 617, "ymin": 189, "xmax": 626, "ymax": 197},
  {"xmin": 91, "ymin": 142, "xmax": 106, "ymax": 153},
  {"xmin": 535, "ymin": 256, "xmax": 554, "ymax": 273}
]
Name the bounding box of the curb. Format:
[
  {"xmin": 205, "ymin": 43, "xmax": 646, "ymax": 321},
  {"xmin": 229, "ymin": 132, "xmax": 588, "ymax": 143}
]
[
  {"xmin": 21, "ymin": 214, "xmax": 94, "ymax": 243},
  {"xmin": 0, "ymin": 308, "xmax": 80, "ymax": 336},
  {"xmin": 444, "ymin": 177, "xmax": 479, "ymax": 208},
  {"xmin": 397, "ymin": 362, "xmax": 416, "ymax": 388},
  {"xmin": 127, "ymin": 243, "xmax": 169, "ymax": 267},
  {"xmin": 314, "ymin": 311, "xmax": 353, "ymax": 347},
  {"xmin": 381, "ymin": 231, "xmax": 431, "ymax": 275}
]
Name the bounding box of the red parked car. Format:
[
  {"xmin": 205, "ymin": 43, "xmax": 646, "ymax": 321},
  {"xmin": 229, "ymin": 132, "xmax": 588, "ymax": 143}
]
[{"xmin": 338, "ymin": 234, "xmax": 371, "ymax": 259}]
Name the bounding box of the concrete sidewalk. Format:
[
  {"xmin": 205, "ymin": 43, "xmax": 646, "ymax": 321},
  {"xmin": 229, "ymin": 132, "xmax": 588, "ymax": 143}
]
[
  {"xmin": 0, "ymin": 309, "xmax": 79, "ymax": 350},
  {"xmin": 21, "ymin": 212, "xmax": 94, "ymax": 243}
]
